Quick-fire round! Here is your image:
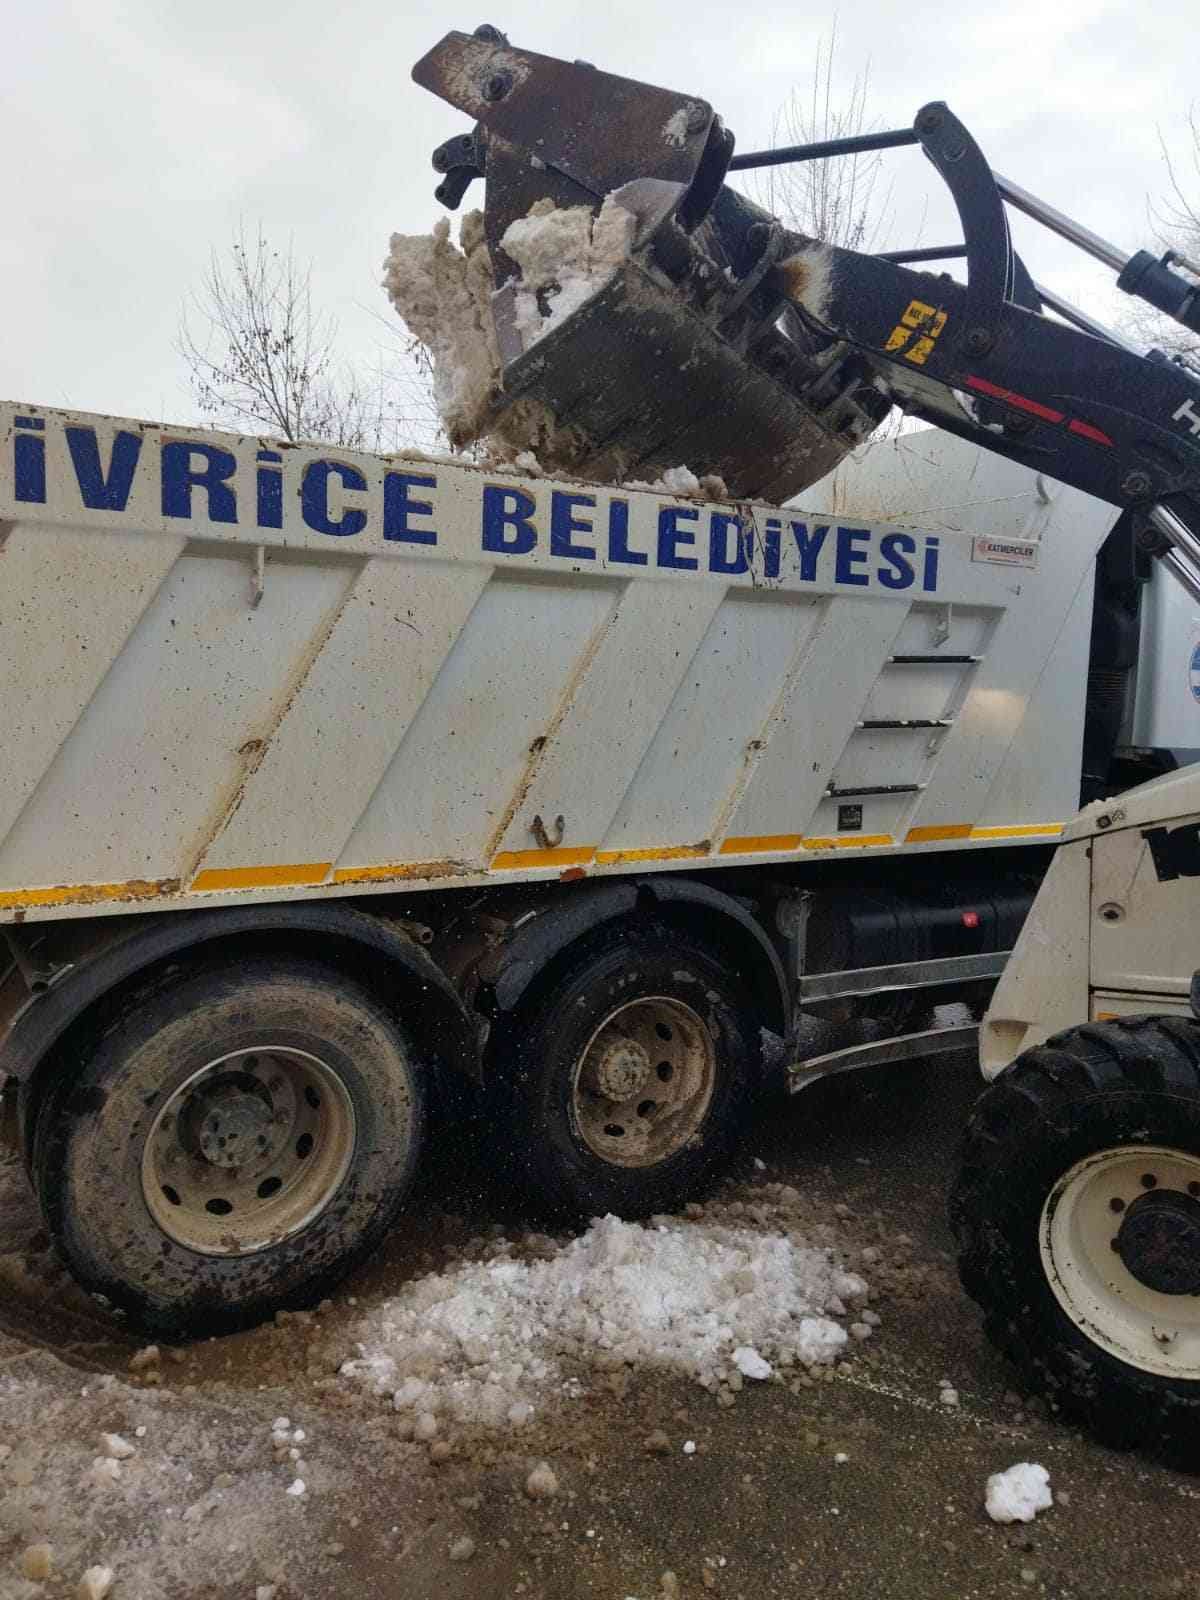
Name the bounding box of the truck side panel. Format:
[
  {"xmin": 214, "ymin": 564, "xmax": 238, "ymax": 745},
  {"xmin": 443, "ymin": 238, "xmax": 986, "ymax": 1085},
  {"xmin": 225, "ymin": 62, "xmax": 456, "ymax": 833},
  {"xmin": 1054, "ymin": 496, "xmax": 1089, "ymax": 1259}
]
[{"xmin": 0, "ymin": 405, "xmax": 1115, "ymax": 923}]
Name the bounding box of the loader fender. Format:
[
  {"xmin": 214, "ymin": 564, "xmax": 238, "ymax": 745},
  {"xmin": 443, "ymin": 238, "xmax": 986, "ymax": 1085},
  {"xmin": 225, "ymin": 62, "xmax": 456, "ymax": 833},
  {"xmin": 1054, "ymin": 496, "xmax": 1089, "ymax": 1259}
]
[
  {"xmin": 478, "ymin": 876, "xmax": 789, "ymax": 1037},
  {"xmin": 979, "ymin": 838, "xmax": 1091, "ymax": 1080},
  {"xmin": 1, "ymin": 903, "xmax": 480, "ymax": 1087}
]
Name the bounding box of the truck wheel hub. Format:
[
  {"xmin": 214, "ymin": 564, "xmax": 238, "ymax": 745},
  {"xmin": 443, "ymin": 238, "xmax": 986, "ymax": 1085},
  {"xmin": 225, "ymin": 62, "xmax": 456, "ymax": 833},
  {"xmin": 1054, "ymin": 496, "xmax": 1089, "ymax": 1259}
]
[
  {"xmin": 141, "ymin": 1046, "xmax": 356, "ymax": 1257},
  {"xmin": 1116, "ymin": 1190, "xmax": 1200, "ymax": 1296},
  {"xmin": 589, "ymin": 1040, "xmax": 652, "ymax": 1102},
  {"xmin": 183, "ymin": 1076, "xmax": 278, "ymax": 1170},
  {"xmin": 572, "ymin": 996, "xmax": 717, "ymax": 1169}
]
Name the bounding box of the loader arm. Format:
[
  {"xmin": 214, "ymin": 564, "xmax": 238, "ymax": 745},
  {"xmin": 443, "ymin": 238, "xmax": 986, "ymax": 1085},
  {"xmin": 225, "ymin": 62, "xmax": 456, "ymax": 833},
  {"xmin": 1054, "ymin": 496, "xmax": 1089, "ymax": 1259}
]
[
  {"xmin": 413, "ymin": 28, "xmax": 1200, "ymax": 596},
  {"xmin": 759, "ymin": 103, "xmax": 1200, "ymax": 599}
]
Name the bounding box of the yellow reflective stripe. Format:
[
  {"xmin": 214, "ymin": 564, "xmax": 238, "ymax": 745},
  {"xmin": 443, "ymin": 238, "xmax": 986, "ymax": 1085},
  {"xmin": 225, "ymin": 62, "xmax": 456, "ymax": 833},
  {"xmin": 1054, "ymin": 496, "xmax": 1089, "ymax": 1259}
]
[
  {"xmin": 190, "ymin": 863, "xmax": 331, "ymax": 892},
  {"xmin": 596, "ymin": 844, "xmax": 709, "ymax": 865},
  {"xmin": 332, "ymin": 860, "xmax": 466, "ymax": 885},
  {"xmin": 969, "ymin": 824, "xmax": 1062, "ymax": 839},
  {"xmin": 491, "ymin": 847, "xmax": 596, "ymax": 870},
  {"xmin": 0, "ymin": 819, "xmax": 1069, "ymax": 914},
  {"xmin": 719, "ymin": 834, "xmax": 803, "ymax": 855},
  {"xmin": 0, "ymin": 877, "xmax": 179, "ymax": 910},
  {"xmin": 905, "ymin": 824, "xmax": 973, "ymax": 843},
  {"xmin": 721, "ymin": 833, "xmax": 895, "ymax": 855},
  {"xmin": 801, "ymin": 834, "xmax": 894, "ymax": 851}
]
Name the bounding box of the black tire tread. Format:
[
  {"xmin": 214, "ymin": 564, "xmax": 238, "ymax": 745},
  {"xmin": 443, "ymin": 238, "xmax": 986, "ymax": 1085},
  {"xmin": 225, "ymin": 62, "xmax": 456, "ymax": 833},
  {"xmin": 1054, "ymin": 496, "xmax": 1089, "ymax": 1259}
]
[
  {"xmin": 952, "ymin": 1015, "xmax": 1200, "ymax": 1462},
  {"xmin": 490, "ymin": 919, "xmax": 759, "ymax": 1222},
  {"xmin": 31, "ymin": 957, "xmax": 424, "ymax": 1337}
]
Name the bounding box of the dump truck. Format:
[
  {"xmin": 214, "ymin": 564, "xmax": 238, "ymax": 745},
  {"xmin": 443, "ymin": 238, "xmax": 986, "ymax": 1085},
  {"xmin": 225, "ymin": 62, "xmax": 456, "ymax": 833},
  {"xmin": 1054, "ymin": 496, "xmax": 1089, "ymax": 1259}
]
[{"xmin": 0, "ymin": 403, "xmax": 1175, "ymax": 1337}]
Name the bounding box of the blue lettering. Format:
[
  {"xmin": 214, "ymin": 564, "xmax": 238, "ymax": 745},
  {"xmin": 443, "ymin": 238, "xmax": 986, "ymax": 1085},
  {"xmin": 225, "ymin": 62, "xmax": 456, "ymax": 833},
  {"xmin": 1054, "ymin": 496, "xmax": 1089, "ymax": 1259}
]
[
  {"xmin": 709, "ymin": 512, "xmax": 750, "ymax": 575},
  {"xmin": 13, "ymin": 419, "xmax": 45, "ymax": 503},
  {"xmin": 790, "ymin": 520, "xmax": 829, "ymax": 581},
  {"xmin": 923, "ymin": 536, "xmax": 941, "ymax": 592},
  {"xmin": 606, "ymin": 499, "xmax": 646, "ymax": 566},
  {"xmin": 482, "ymin": 485, "xmax": 537, "ymax": 554},
  {"xmin": 384, "ymin": 471, "xmax": 437, "ymax": 545},
  {"xmin": 550, "ymin": 490, "xmax": 596, "ymax": 561},
  {"xmin": 256, "ymin": 450, "xmax": 283, "ymax": 529},
  {"xmin": 302, "ymin": 460, "xmax": 367, "ymax": 537},
  {"xmin": 657, "ymin": 505, "xmax": 699, "ymax": 570},
  {"xmin": 877, "ymin": 531, "xmax": 916, "ymax": 590},
  {"xmin": 66, "ymin": 427, "xmax": 142, "ymax": 511},
  {"xmin": 161, "ymin": 442, "xmax": 237, "ymax": 523},
  {"xmin": 762, "ymin": 517, "xmax": 782, "ymax": 580},
  {"xmin": 834, "ymin": 526, "xmax": 870, "ymax": 586}
]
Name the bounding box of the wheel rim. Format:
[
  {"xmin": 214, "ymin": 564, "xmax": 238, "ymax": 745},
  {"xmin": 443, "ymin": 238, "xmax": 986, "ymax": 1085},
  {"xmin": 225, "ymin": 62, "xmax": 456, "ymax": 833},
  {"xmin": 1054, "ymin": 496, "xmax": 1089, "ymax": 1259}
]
[
  {"xmin": 141, "ymin": 1046, "xmax": 356, "ymax": 1256},
  {"xmin": 1040, "ymin": 1143, "xmax": 1200, "ymax": 1380},
  {"xmin": 571, "ymin": 997, "xmax": 717, "ymax": 1170}
]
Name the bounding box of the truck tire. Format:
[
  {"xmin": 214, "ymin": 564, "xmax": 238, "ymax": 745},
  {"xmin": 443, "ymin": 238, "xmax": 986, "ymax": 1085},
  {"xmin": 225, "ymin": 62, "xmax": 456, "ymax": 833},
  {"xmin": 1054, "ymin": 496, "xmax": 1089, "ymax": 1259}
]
[
  {"xmin": 493, "ymin": 922, "xmax": 759, "ymax": 1220},
  {"xmin": 16, "ymin": 1075, "xmax": 40, "ymax": 1176},
  {"xmin": 951, "ymin": 1016, "xmax": 1200, "ymax": 1461},
  {"xmin": 31, "ymin": 957, "xmax": 424, "ymax": 1336}
]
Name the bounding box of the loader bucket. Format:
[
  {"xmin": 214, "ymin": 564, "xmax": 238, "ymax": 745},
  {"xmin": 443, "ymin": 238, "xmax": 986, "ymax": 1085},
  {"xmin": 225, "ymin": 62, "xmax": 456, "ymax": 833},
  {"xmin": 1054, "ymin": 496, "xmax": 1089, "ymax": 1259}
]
[{"xmin": 413, "ymin": 28, "xmax": 891, "ymax": 498}]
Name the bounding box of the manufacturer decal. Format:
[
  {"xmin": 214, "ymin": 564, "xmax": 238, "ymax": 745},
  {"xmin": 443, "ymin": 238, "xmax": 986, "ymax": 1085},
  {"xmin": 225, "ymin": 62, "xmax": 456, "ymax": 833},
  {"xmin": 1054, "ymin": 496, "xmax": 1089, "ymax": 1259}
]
[
  {"xmin": 884, "ymin": 299, "xmax": 948, "ymax": 367},
  {"xmin": 972, "ymin": 535, "xmax": 1039, "ymax": 569}
]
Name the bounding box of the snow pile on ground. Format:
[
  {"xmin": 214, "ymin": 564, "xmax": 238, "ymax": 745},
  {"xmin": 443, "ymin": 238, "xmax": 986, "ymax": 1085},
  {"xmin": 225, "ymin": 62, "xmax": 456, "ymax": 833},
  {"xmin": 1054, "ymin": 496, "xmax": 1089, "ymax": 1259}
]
[
  {"xmin": 0, "ymin": 1357, "xmax": 345, "ymax": 1600},
  {"xmin": 985, "ymin": 1462, "xmax": 1053, "ymax": 1523},
  {"xmin": 340, "ymin": 1212, "xmax": 869, "ymax": 1429},
  {"xmin": 500, "ymin": 195, "xmax": 635, "ymax": 346}
]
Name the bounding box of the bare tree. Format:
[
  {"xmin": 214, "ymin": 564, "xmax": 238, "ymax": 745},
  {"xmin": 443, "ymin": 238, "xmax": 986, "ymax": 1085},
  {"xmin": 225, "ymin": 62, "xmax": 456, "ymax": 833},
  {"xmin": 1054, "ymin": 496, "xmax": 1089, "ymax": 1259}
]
[
  {"xmin": 748, "ymin": 25, "xmax": 909, "ymax": 442},
  {"xmin": 748, "ymin": 22, "xmax": 892, "ymax": 252},
  {"xmin": 378, "ymin": 336, "xmax": 446, "ymax": 454},
  {"xmin": 179, "ymin": 224, "xmax": 429, "ymax": 450},
  {"xmin": 1125, "ymin": 110, "xmax": 1200, "ymax": 360}
]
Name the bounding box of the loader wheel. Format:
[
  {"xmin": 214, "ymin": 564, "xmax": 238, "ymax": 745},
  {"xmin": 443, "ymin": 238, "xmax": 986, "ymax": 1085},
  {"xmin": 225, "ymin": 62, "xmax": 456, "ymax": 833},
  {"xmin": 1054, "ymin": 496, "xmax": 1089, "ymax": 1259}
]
[
  {"xmin": 494, "ymin": 924, "xmax": 758, "ymax": 1220},
  {"xmin": 951, "ymin": 1016, "xmax": 1200, "ymax": 1461},
  {"xmin": 32, "ymin": 958, "xmax": 423, "ymax": 1336}
]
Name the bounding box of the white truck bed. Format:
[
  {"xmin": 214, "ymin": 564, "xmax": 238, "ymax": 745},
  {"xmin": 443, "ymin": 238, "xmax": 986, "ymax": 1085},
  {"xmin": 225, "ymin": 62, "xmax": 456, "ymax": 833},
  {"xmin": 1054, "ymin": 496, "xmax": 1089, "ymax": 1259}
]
[{"xmin": 0, "ymin": 403, "xmax": 1114, "ymax": 924}]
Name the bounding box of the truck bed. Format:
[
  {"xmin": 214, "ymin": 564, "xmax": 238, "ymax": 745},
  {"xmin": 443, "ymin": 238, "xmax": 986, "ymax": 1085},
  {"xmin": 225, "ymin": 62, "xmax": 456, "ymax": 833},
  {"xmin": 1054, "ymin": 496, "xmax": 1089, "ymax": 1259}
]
[{"xmin": 0, "ymin": 403, "xmax": 1114, "ymax": 923}]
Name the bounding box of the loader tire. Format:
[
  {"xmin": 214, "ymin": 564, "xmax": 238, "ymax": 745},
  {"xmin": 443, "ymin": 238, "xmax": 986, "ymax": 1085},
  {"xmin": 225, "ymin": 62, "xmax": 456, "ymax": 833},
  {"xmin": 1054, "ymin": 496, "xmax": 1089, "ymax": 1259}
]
[
  {"xmin": 951, "ymin": 1016, "xmax": 1200, "ymax": 1463},
  {"xmin": 32, "ymin": 958, "xmax": 424, "ymax": 1337},
  {"xmin": 492, "ymin": 923, "xmax": 759, "ymax": 1221}
]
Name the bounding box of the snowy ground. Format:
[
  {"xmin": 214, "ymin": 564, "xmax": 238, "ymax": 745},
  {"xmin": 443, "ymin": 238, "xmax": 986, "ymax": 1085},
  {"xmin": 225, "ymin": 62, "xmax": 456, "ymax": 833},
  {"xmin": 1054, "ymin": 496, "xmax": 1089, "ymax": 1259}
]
[
  {"xmin": 3, "ymin": 1055, "xmax": 1200, "ymax": 1599},
  {"xmin": 339, "ymin": 1206, "xmax": 871, "ymax": 1431}
]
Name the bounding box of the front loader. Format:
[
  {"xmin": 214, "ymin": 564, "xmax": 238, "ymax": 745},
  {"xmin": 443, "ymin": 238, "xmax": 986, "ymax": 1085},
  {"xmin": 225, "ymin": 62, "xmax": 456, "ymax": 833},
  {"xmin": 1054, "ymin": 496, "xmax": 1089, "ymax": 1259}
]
[
  {"xmin": 412, "ymin": 26, "xmax": 1200, "ymax": 1458},
  {"xmin": 951, "ymin": 770, "xmax": 1200, "ymax": 1461},
  {"xmin": 413, "ymin": 26, "xmax": 1200, "ymax": 590}
]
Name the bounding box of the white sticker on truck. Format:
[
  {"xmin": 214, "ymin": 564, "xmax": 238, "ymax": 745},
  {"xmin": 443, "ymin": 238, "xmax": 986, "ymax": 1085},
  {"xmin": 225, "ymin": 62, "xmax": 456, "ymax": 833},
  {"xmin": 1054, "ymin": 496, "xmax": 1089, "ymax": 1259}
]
[{"xmin": 972, "ymin": 535, "xmax": 1039, "ymax": 568}]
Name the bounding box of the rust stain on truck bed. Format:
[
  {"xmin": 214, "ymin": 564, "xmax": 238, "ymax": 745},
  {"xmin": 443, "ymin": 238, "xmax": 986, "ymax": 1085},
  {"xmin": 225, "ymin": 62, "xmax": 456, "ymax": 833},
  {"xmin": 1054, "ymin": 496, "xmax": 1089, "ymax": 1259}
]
[{"xmin": 0, "ymin": 877, "xmax": 181, "ymax": 911}]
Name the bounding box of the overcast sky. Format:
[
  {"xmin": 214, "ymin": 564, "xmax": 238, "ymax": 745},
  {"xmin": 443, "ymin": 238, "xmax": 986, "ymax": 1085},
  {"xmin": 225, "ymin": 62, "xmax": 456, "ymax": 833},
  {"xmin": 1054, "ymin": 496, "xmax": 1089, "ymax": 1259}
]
[{"xmin": 3, "ymin": 0, "xmax": 1195, "ymax": 429}]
